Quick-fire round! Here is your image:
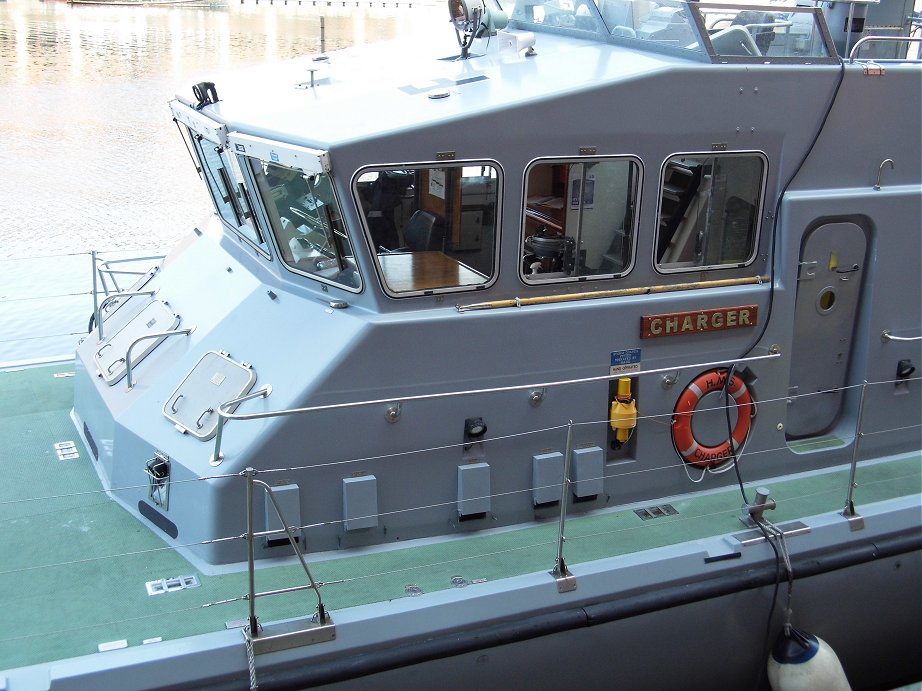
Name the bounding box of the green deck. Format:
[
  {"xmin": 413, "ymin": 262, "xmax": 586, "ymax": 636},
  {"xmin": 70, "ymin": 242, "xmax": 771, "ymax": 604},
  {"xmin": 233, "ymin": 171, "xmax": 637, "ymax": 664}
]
[{"xmin": 1, "ymin": 364, "xmax": 919, "ymax": 672}]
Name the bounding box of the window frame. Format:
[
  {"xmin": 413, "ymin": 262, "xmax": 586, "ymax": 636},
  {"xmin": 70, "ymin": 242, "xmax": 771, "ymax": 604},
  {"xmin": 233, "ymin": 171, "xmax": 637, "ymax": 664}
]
[
  {"xmin": 653, "ymin": 150, "xmax": 768, "ymax": 275},
  {"xmin": 519, "ymin": 155, "xmax": 642, "ymax": 286},
  {"xmin": 245, "ymin": 156, "xmax": 363, "ymax": 293},
  {"xmin": 188, "ymin": 132, "xmax": 271, "ymax": 259},
  {"xmin": 353, "ymin": 160, "xmax": 503, "ymax": 298}
]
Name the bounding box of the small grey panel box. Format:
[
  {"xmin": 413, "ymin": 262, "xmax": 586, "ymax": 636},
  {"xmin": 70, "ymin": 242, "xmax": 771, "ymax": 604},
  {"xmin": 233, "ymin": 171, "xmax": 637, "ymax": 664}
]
[
  {"xmin": 457, "ymin": 462, "xmax": 491, "ymax": 516},
  {"xmin": 572, "ymin": 446, "xmax": 604, "ymax": 497},
  {"xmin": 343, "ymin": 475, "xmax": 378, "ymax": 531},
  {"xmin": 264, "ymin": 483, "xmax": 302, "ymax": 545},
  {"xmin": 532, "ymin": 451, "xmax": 563, "ymax": 505}
]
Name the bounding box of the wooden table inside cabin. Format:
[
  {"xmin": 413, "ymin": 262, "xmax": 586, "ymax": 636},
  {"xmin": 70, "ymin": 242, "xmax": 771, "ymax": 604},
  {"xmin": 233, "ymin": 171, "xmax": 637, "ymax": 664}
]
[{"xmin": 378, "ymin": 251, "xmax": 485, "ymax": 292}]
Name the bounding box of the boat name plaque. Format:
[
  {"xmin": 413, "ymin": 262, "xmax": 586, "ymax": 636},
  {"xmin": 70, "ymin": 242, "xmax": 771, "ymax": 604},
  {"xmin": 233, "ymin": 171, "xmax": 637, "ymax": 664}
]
[{"xmin": 641, "ymin": 305, "xmax": 759, "ymax": 339}]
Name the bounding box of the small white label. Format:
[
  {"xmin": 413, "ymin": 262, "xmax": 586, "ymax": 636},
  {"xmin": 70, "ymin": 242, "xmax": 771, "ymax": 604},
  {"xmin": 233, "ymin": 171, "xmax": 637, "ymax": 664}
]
[{"xmin": 98, "ymin": 640, "xmax": 128, "ymax": 652}]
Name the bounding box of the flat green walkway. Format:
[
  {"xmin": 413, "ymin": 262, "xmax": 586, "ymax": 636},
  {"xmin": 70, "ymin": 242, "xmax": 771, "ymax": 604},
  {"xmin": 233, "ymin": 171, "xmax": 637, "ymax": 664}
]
[{"xmin": 1, "ymin": 365, "xmax": 919, "ymax": 671}]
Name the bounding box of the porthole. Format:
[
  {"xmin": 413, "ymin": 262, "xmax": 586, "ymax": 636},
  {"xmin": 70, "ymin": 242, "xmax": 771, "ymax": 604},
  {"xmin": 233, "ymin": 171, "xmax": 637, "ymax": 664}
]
[{"xmin": 817, "ymin": 287, "xmax": 836, "ymax": 313}]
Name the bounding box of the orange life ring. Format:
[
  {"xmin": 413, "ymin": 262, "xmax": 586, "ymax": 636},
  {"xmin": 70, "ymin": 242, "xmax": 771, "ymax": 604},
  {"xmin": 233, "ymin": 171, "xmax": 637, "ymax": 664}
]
[{"xmin": 672, "ymin": 369, "xmax": 753, "ymax": 469}]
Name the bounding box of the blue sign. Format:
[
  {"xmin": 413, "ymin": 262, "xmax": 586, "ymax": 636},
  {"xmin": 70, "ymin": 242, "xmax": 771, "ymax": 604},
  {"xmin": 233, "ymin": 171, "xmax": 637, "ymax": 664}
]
[{"xmin": 610, "ymin": 348, "xmax": 641, "ymax": 375}]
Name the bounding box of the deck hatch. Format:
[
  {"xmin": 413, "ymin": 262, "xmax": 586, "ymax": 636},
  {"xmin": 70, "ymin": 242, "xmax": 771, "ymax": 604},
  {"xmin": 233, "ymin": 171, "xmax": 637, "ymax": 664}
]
[
  {"xmin": 94, "ymin": 300, "xmax": 180, "ymax": 385},
  {"xmin": 163, "ymin": 351, "xmax": 257, "ymax": 440}
]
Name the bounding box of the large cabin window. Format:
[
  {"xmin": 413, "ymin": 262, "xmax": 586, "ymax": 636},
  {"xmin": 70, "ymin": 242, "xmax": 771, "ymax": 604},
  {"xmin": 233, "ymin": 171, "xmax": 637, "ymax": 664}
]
[
  {"xmin": 522, "ymin": 157, "xmax": 639, "ymax": 283},
  {"xmin": 356, "ymin": 163, "xmax": 499, "ymax": 296},
  {"xmin": 655, "ymin": 152, "xmax": 765, "ymax": 272},
  {"xmin": 247, "ymin": 159, "xmax": 361, "ymax": 291},
  {"xmin": 191, "ymin": 136, "xmax": 266, "ymax": 253}
]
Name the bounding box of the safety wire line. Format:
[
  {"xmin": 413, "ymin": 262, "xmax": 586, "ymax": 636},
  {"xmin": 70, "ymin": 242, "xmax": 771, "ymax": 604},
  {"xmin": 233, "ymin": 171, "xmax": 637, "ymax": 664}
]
[
  {"xmin": 0, "ymin": 388, "xmax": 800, "ymax": 514},
  {"xmin": 157, "ymin": 472, "xmax": 922, "ymax": 606},
  {"xmin": 0, "ymin": 380, "xmax": 916, "ymax": 582},
  {"xmin": 0, "ymin": 330, "xmax": 87, "ymax": 345},
  {"xmin": 0, "ymin": 248, "xmax": 169, "ymax": 263},
  {"xmin": 0, "ymin": 290, "xmax": 93, "ymax": 304},
  {"xmin": 255, "ymin": 421, "xmax": 572, "ymax": 476},
  {"xmin": 0, "ymin": 599, "xmax": 220, "ymax": 647},
  {"xmin": 0, "ymin": 532, "xmax": 240, "ymax": 578},
  {"xmin": 561, "ymin": 471, "xmax": 918, "ymax": 549},
  {"xmin": 2, "ymin": 376, "xmax": 917, "ymax": 512},
  {"xmin": 0, "ymin": 423, "xmax": 570, "ymax": 510},
  {"xmin": 0, "ymin": 469, "xmax": 913, "ymax": 656},
  {"xmin": 4, "ymin": 455, "xmax": 914, "ymax": 585}
]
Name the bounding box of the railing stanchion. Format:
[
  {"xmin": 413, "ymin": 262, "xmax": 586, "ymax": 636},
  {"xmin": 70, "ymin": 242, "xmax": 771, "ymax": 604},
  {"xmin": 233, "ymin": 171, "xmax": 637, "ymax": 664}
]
[
  {"xmin": 842, "ymin": 381, "xmax": 867, "ymax": 530},
  {"xmin": 550, "ymin": 420, "xmax": 577, "ymax": 592},
  {"xmin": 245, "ymin": 467, "xmax": 259, "ymax": 637},
  {"xmin": 91, "ymin": 250, "xmax": 99, "ymax": 329}
]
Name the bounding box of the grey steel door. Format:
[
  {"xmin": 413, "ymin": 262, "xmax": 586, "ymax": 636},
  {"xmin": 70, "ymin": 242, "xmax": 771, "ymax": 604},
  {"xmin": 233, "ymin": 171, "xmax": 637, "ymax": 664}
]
[{"xmin": 786, "ymin": 221, "xmax": 867, "ymax": 439}]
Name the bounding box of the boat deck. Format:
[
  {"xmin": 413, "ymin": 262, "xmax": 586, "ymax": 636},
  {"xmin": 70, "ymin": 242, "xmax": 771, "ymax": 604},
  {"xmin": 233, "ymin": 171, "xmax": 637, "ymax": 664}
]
[{"xmin": 1, "ymin": 362, "xmax": 920, "ymax": 672}]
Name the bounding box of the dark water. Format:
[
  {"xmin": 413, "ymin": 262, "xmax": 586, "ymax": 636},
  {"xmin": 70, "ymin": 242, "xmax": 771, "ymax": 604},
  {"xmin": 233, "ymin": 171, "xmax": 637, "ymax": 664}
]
[{"xmin": 0, "ymin": 0, "xmax": 436, "ymax": 361}]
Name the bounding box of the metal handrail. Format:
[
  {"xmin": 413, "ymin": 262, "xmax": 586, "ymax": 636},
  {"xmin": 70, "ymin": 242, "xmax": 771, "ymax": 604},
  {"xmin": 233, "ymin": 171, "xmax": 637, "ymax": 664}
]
[
  {"xmin": 244, "ymin": 468, "xmax": 331, "ymax": 645},
  {"xmin": 881, "ymin": 330, "xmax": 922, "ymax": 343},
  {"xmin": 96, "ymin": 255, "xmax": 164, "ymax": 295},
  {"xmin": 209, "ymin": 350, "xmax": 782, "ymax": 466},
  {"xmin": 95, "ymin": 290, "xmax": 157, "ymax": 342},
  {"xmin": 91, "ymin": 251, "xmax": 164, "ymax": 328},
  {"xmin": 124, "ymin": 327, "xmax": 195, "ymax": 390},
  {"xmin": 849, "ymin": 35, "xmax": 922, "ymax": 62},
  {"xmin": 210, "ymin": 386, "xmax": 273, "ymax": 466}
]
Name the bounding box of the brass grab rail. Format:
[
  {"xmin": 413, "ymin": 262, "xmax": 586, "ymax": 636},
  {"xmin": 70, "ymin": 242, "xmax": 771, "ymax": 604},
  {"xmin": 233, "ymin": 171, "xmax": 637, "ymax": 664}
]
[{"xmin": 455, "ymin": 275, "xmax": 769, "ymax": 313}]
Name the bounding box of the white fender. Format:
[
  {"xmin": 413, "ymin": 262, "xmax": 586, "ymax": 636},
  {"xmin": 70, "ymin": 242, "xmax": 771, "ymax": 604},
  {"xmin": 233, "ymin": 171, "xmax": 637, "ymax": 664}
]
[{"xmin": 767, "ymin": 629, "xmax": 851, "ymax": 691}]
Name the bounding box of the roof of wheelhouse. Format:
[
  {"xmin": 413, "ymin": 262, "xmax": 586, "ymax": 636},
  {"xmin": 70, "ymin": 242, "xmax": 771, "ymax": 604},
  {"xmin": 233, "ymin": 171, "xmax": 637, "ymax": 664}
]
[{"xmin": 174, "ymin": 0, "xmax": 835, "ymax": 152}]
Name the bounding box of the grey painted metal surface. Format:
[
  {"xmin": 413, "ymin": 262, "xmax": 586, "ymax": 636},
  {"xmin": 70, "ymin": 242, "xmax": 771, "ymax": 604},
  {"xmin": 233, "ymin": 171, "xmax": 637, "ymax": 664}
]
[{"xmin": 5, "ymin": 0, "xmax": 919, "ymax": 687}]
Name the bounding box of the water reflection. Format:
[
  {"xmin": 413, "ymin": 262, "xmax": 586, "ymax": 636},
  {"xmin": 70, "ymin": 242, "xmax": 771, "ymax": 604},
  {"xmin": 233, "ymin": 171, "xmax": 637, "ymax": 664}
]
[
  {"xmin": 0, "ymin": 0, "xmax": 438, "ymax": 257},
  {"xmin": 0, "ymin": 0, "xmax": 439, "ymax": 361}
]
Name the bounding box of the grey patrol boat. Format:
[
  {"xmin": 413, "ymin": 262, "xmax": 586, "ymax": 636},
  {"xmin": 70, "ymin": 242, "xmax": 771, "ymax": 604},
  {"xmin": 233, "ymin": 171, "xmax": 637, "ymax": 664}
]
[{"xmin": 2, "ymin": 0, "xmax": 920, "ymax": 688}]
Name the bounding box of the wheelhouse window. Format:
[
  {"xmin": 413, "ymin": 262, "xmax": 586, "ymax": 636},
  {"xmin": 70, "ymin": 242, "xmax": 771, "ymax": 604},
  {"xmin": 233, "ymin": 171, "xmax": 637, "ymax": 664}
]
[
  {"xmin": 655, "ymin": 153, "xmax": 765, "ymax": 272},
  {"xmin": 523, "ymin": 157, "xmax": 639, "ymax": 283},
  {"xmin": 689, "ymin": 4, "xmax": 835, "ymax": 61},
  {"xmin": 248, "ymin": 159, "xmax": 360, "ymax": 290},
  {"xmin": 356, "ymin": 163, "xmax": 498, "ymax": 296},
  {"xmin": 191, "ymin": 136, "xmax": 266, "ymax": 251}
]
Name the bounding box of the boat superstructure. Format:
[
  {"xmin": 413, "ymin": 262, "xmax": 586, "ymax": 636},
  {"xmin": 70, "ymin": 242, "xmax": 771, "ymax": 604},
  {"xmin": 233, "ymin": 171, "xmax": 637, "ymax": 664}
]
[{"xmin": 2, "ymin": 0, "xmax": 920, "ymax": 688}]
